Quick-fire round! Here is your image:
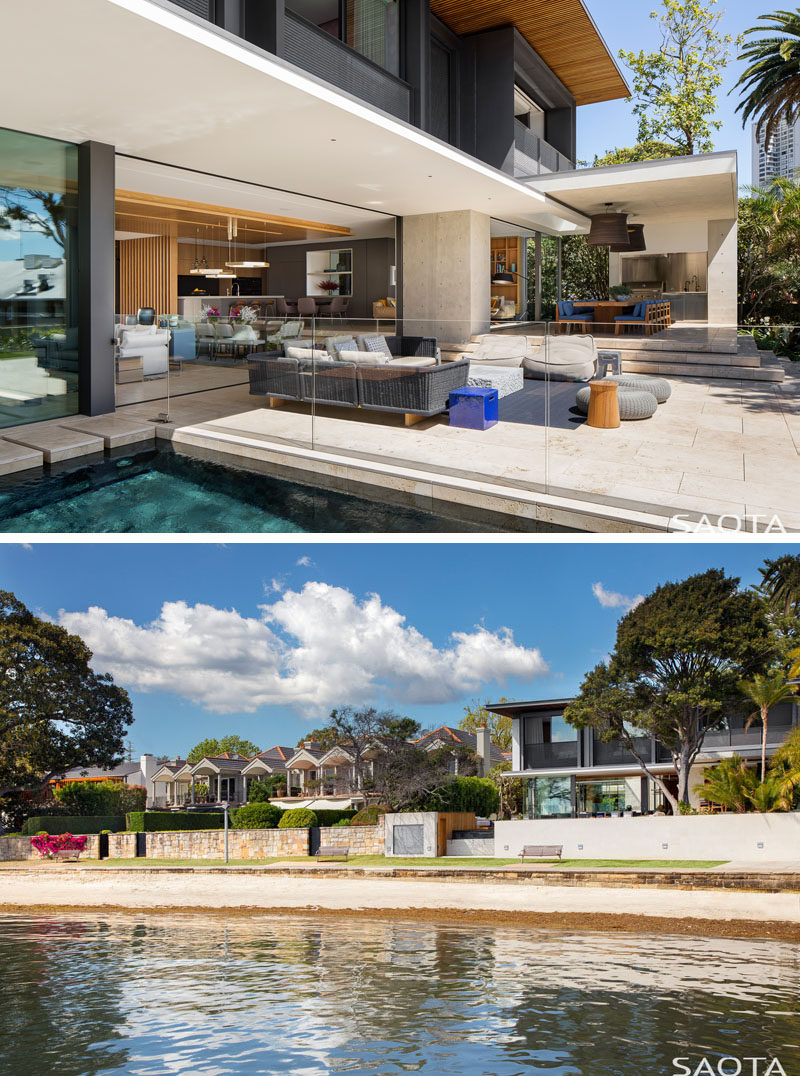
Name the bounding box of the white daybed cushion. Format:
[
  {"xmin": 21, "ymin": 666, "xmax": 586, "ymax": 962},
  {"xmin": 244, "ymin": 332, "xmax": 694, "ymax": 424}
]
[
  {"xmin": 338, "ymin": 349, "xmax": 388, "ymax": 365},
  {"xmin": 286, "ymin": 346, "xmax": 328, "ymax": 360},
  {"xmin": 387, "ymin": 356, "xmax": 437, "ymax": 368}
]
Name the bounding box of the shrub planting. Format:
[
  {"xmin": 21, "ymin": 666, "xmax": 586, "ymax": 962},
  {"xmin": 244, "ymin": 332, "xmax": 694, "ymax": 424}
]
[
  {"xmin": 422, "ymin": 777, "xmax": 499, "ymax": 817},
  {"xmin": 247, "ymin": 777, "xmax": 287, "ymax": 801},
  {"xmin": 350, "ymin": 805, "xmax": 388, "ymax": 826},
  {"xmin": 21, "ymin": 815, "xmax": 124, "ymax": 836},
  {"xmin": 30, "ymin": 833, "xmax": 88, "ymax": 858},
  {"xmin": 232, "ymin": 803, "xmax": 282, "ymax": 829},
  {"xmin": 312, "ymin": 809, "xmax": 357, "ymax": 826},
  {"xmin": 126, "ymin": 812, "xmax": 225, "ymax": 832},
  {"xmin": 54, "ymin": 780, "xmax": 146, "ymax": 816},
  {"xmin": 277, "ymin": 808, "xmax": 318, "ymax": 828}
]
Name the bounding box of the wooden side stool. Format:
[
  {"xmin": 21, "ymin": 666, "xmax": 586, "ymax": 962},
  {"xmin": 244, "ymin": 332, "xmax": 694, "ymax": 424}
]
[{"xmin": 586, "ymin": 379, "xmax": 620, "ymax": 428}]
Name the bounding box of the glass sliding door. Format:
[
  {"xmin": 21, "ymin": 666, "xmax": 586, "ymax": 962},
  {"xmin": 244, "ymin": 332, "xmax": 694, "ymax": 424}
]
[{"xmin": 0, "ymin": 127, "xmax": 79, "ymax": 428}]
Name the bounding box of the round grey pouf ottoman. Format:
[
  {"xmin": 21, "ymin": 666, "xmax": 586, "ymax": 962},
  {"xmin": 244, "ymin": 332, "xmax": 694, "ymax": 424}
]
[
  {"xmin": 575, "ymin": 384, "xmax": 658, "ymax": 421},
  {"xmin": 609, "ymin": 373, "xmax": 672, "ymax": 404}
]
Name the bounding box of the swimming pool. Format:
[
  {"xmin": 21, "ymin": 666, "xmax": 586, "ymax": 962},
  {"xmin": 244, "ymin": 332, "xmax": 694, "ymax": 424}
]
[{"xmin": 0, "ymin": 442, "xmax": 495, "ymax": 533}]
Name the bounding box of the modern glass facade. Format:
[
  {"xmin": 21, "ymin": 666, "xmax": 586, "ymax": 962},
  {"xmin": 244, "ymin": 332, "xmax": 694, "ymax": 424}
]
[
  {"xmin": 0, "ymin": 128, "xmax": 79, "ymax": 428},
  {"xmin": 526, "ymin": 775, "xmax": 573, "ymax": 819}
]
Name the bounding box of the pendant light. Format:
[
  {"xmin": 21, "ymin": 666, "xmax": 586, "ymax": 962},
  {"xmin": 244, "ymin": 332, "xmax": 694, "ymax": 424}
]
[
  {"xmin": 587, "ymin": 203, "xmax": 629, "ymax": 247},
  {"xmin": 225, "ymin": 218, "xmax": 271, "ymax": 270},
  {"xmin": 609, "ymin": 222, "xmax": 646, "ymax": 253},
  {"xmin": 190, "ymin": 227, "xmax": 204, "ymax": 274}
]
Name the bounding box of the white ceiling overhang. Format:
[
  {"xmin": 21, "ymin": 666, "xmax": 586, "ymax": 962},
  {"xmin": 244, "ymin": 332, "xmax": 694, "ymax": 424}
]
[
  {"xmin": 527, "ymin": 152, "xmax": 739, "ymax": 226},
  {"xmin": 0, "ymin": 0, "xmax": 588, "ymax": 237}
]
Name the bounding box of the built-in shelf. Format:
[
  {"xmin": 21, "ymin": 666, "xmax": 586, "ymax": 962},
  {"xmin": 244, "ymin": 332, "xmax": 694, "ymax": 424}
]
[{"xmin": 306, "ymin": 248, "xmax": 353, "ymax": 297}]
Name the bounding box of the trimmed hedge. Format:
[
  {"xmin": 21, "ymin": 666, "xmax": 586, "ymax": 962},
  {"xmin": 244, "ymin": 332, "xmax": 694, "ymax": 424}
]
[
  {"xmin": 313, "ymin": 809, "xmax": 357, "ymax": 827},
  {"xmin": 126, "ymin": 811, "xmax": 224, "ymax": 832},
  {"xmin": 351, "ymin": 805, "xmax": 388, "ymax": 826},
  {"xmin": 233, "ymin": 803, "xmax": 282, "ymax": 830},
  {"xmin": 21, "ymin": 815, "xmax": 124, "ymax": 836},
  {"xmin": 278, "ymin": 808, "xmax": 318, "ymax": 829}
]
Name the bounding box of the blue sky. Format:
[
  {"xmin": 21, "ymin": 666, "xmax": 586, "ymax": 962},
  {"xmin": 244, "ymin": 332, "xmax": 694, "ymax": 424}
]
[
  {"xmin": 579, "ymin": 0, "xmax": 757, "ymax": 179},
  {"xmin": 1, "ymin": 541, "xmax": 793, "ymax": 759}
]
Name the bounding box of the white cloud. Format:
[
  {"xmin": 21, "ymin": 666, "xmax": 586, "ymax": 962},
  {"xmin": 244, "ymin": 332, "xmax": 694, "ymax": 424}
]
[
  {"xmin": 57, "ymin": 583, "xmax": 548, "ymax": 715},
  {"xmin": 296, "ymin": 555, "xmax": 312, "ymax": 568},
  {"xmin": 591, "ymin": 581, "xmax": 644, "ymax": 613}
]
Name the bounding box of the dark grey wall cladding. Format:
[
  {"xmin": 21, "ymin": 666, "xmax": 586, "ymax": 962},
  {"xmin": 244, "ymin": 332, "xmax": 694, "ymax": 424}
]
[
  {"xmin": 170, "ymin": 0, "xmax": 213, "ymax": 17},
  {"xmin": 283, "ymin": 12, "xmax": 411, "ymax": 122},
  {"xmin": 266, "ymin": 238, "xmax": 395, "ymax": 320}
]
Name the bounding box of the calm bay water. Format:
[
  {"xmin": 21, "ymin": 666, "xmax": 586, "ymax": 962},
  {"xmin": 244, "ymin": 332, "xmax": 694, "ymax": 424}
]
[{"xmin": 0, "ymin": 913, "xmax": 798, "ymax": 1076}]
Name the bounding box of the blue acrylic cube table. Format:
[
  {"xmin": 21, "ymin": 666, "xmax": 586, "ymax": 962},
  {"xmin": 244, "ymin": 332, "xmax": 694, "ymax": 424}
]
[{"xmin": 449, "ymin": 386, "xmax": 499, "ymax": 430}]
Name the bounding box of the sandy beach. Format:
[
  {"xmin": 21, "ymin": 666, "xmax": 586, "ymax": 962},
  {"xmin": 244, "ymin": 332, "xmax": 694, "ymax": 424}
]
[{"xmin": 3, "ymin": 866, "xmax": 800, "ymax": 941}]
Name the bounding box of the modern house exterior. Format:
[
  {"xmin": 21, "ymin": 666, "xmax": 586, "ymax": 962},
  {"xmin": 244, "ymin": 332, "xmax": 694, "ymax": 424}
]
[
  {"xmin": 0, "ymin": 0, "xmax": 740, "ymax": 438},
  {"xmin": 488, "ymin": 697, "xmax": 800, "ymax": 818}
]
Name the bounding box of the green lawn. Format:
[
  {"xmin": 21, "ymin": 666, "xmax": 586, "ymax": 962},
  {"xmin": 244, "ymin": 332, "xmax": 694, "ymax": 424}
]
[{"xmin": 86, "ymin": 855, "xmax": 726, "ymax": 870}]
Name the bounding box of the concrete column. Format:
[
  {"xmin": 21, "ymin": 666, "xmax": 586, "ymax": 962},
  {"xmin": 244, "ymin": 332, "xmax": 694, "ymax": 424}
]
[
  {"xmin": 216, "ymin": 774, "xmax": 221, "ymax": 802},
  {"xmin": 400, "ymin": 209, "xmax": 491, "ymax": 343},
  {"xmin": 608, "ymin": 251, "xmax": 623, "ymax": 288},
  {"xmin": 190, "ymin": 775, "xmax": 195, "ymax": 805},
  {"xmin": 706, "ymin": 218, "xmax": 737, "ymax": 325}
]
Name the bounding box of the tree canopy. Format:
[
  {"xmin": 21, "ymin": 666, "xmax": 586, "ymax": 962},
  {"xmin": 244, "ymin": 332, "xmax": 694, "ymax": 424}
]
[
  {"xmin": 734, "ymin": 10, "xmax": 800, "ymax": 146},
  {"xmin": 619, "ymin": 0, "xmax": 735, "ymax": 155},
  {"xmin": 186, "ymin": 735, "xmax": 260, "ymax": 763},
  {"xmin": 459, "ymin": 698, "xmax": 514, "ymax": 752},
  {"xmin": 565, "ymin": 569, "xmax": 775, "ymax": 810},
  {"xmin": 593, "ymin": 140, "xmax": 685, "ymax": 167},
  {"xmin": 0, "ymin": 590, "xmax": 133, "ymax": 795}
]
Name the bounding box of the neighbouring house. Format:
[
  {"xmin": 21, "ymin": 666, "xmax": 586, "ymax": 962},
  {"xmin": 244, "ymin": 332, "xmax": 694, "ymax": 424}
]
[
  {"xmin": 489, "ymin": 697, "xmax": 800, "ymax": 818},
  {"xmin": 51, "ymin": 754, "xmax": 162, "ymax": 805},
  {"xmin": 0, "ymin": 0, "xmax": 742, "ymax": 445},
  {"xmin": 414, "ymin": 725, "xmax": 506, "ymax": 776}
]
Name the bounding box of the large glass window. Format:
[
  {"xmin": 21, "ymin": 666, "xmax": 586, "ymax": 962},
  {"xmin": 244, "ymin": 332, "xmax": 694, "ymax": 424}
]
[
  {"xmin": 576, "ymin": 778, "xmax": 640, "ymax": 816},
  {"xmin": 0, "ymin": 128, "xmax": 78, "ymax": 428},
  {"xmin": 527, "ymin": 776, "xmax": 573, "ymax": 819},
  {"xmin": 288, "ymin": 0, "xmax": 401, "ymax": 76}
]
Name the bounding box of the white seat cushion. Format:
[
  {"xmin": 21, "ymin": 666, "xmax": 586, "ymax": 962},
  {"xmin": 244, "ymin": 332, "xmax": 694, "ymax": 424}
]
[
  {"xmin": 286, "ymin": 346, "xmax": 328, "ymax": 360},
  {"xmin": 387, "ymin": 356, "xmax": 437, "ymax": 368},
  {"xmin": 338, "ymin": 349, "xmax": 388, "ymax": 365}
]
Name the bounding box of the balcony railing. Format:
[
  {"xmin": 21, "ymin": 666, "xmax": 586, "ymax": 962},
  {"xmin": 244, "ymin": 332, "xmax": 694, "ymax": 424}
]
[
  {"xmin": 523, "ymin": 741, "xmax": 579, "ymax": 769},
  {"xmin": 170, "ymin": 0, "xmax": 214, "ymax": 19},
  {"xmin": 513, "ymin": 121, "xmax": 573, "ymax": 176},
  {"xmin": 283, "ymin": 12, "xmax": 412, "ymax": 122},
  {"xmin": 592, "ymin": 736, "xmax": 654, "ymax": 766},
  {"xmin": 702, "ymin": 719, "xmax": 794, "ymax": 750}
]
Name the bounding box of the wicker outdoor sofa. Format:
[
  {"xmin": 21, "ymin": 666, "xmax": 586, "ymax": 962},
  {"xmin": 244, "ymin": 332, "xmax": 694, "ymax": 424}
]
[{"xmin": 248, "ymin": 335, "xmax": 470, "ymax": 424}]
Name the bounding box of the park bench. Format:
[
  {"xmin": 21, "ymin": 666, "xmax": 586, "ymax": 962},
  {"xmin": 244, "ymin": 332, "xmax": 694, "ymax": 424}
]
[
  {"xmin": 53, "ymin": 849, "xmax": 81, "ymax": 862},
  {"xmin": 315, "ymin": 845, "xmax": 349, "ymax": 863},
  {"xmin": 519, "ymin": 844, "xmax": 563, "ymax": 862}
]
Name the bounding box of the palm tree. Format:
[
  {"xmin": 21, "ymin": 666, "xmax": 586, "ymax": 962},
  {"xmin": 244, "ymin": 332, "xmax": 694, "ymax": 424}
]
[
  {"xmin": 746, "ymin": 775, "xmax": 783, "ymax": 811},
  {"xmin": 694, "ymin": 755, "xmax": 756, "ymax": 813},
  {"xmin": 738, "ymin": 671, "xmax": 796, "ymax": 778},
  {"xmin": 735, "ymin": 11, "xmax": 800, "ymax": 145},
  {"xmin": 758, "ymin": 553, "xmax": 800, "ymax": 617},
  {"xmin": 769, "ymin": 727, "xmax": 800, "ymax": 808}
]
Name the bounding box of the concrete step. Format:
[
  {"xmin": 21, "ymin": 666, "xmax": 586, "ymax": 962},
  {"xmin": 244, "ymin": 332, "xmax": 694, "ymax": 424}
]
[{"xmin": 621, "ymin": 357, "xmax": 785, "ymax": 382}]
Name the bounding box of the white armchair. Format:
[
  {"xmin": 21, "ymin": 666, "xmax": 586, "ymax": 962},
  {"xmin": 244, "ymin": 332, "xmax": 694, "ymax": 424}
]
[{"xmin": 115, "ymin": 324, "xmax": 169, "ymax": 378}]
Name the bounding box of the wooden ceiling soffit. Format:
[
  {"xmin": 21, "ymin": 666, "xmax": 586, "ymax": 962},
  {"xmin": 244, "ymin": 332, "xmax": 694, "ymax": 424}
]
[
  {"xmin": 429, "ymin": 0, "xmax": 629, "ymax": 106},
  {"xmin": 114, "ymin": 189, "xmax": 353, "ymax": 238}
]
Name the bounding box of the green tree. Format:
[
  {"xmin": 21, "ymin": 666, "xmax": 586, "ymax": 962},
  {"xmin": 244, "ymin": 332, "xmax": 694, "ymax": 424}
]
[
  {"xmin": 247, "ymin": 775, "xmax": 286, "ymax": 801},
  {"xmin": 459, "ymin": 698, "xmax": 514, "ymax": 752},
  {"xmin": 422, "ymin": 775, "xmax": 500, "ymax": 816},
  {"xmin": 53, "ymin": 779, "xmax": 146, "ymax": 816},
  {"xmin": 759, "ymin": 552, "xmax": 800, "ymax": 618},
  {"xmin": 620, "ymin": 0, "xmax": 735, "ymax": 155},
  {"xmin": 693, "ymin": 754, "xmax": 757, "ymax": 812},
  {"xmin": 295, "ymin": 727, "xmax": 342, "ymax": 751},
  {"xmin": 487, "ymin": 761, "xmax": 525, "ymax": 819},
  {"xmin": 560, "ymin": 236, "xmax": 609, "ymax": 302},
  {"xmin": 735, "ymin": 10, "xmax": 800, "ymax": 147},
  {"xmin": 565, "ymin": 569, "xmax": 775, "ymax": 809},
  {"xmin": 186, "ymin": 735, "xmax": 260, "ymax": 763},
  {"xmin": 593, "ymin": 140, "xmax": 685, "ymax": 167},
  {"xmin": 769, "ymin": 726, "xmax": 800, "ymax": 808},
  {"xmin": 738, "ymin": 671, "xmax": 796, "ymax": 778},
  {"xmin": 0, "ymin": 590, "xmax": 133, "ymax": 796},
  {"xmin": 737, "ymin": 184, "xmax": 800, "ymax": 324}
]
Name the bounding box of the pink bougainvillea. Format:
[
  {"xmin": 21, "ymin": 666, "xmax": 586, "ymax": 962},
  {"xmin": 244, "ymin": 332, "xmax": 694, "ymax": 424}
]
[{"xmin": 30, "ymin": 833, "xmax": 88, "ymax": 858}]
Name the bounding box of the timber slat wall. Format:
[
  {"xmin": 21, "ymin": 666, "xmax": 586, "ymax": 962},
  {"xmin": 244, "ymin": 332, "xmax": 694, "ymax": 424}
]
[{"xmin": 118, "ymin": 236, "xmax": 178, "ymax": 316}]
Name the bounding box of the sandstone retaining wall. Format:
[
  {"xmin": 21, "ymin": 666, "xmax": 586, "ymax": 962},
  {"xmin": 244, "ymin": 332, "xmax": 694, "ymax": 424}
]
[
  {"xmin": 0, "ymin": 835, "xmax": 100, "ymax": 861},
  {"xmin": 319, "ymin": 823, "xmax": 384, "ymax": 855},
  {"xmin": 108, "ymin": 833, "xmax": 138, "ymax": 859}
]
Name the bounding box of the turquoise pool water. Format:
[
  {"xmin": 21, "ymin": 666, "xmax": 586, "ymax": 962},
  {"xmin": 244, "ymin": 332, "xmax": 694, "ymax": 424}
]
[
  {"xmin": 0, "ymin": 913, "xmax": 797, "ymax": 1076},
  {"xmin": 0, "ymin": 445, "xmax": 490, "ymax": 533}
]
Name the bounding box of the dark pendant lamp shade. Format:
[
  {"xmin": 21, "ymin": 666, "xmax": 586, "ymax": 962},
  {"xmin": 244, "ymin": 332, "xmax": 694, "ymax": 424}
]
[
  {"xmin": 588, "ymin": 211, "xmax": 629, "ymax": 247},
  {"xmin": 491, "ymin": 271, "xmax": 515, "ymax": 285},
  {"xmin": 610, "ymin": 223, "xmax": 646, "ymax": 253}
]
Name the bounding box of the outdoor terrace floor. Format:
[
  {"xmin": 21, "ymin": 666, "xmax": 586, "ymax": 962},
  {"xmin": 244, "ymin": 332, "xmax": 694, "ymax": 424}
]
[{"xmin": 127, "ymin": 361, "xmax": 800, "ymax": 532}]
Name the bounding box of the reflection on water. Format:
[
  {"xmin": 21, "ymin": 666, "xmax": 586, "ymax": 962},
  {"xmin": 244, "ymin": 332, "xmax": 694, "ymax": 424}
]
[{"xmin": 0, "ymin": 914, "xmax": 798, "ymax": 1076}]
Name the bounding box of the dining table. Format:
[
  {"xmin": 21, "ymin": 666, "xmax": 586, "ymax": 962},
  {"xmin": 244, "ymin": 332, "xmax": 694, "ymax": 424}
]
[{"xmin": 572, "ymin": 300, "xmax": 635, "ymax": 332}]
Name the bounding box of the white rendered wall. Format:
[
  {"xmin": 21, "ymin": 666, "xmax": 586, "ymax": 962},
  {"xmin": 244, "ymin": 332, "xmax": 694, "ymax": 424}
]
[
  {"xmin": 494, "ymin": 813, "xmax": 800, "ymax": 863},
  {"xmin": 706, "ymin": 218, "xmax": 737, "ymax": 325}
]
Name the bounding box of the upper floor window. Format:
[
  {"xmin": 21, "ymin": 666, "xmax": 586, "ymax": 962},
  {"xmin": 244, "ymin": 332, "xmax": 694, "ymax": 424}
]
[
  {"xmin": 514, "ymin": 86, "xmax": 545, "ymax": 139},
  {"xmin": 288, "ymin": 0, "xmax": 401, "ymax": 76}
]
